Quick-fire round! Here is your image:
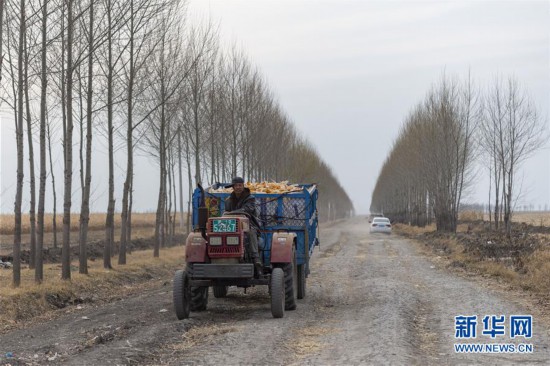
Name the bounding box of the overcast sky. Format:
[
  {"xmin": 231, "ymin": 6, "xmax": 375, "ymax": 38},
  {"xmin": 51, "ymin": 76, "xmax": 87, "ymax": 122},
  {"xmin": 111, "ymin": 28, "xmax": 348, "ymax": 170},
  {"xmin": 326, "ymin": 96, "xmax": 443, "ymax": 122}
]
[
  {"xmin": 1, "ymin": 0, "xmax": 549, "ymax": 214},
  {"xmin": 187, "ymin": 0, "xmax": 550, "ymax": 213}
]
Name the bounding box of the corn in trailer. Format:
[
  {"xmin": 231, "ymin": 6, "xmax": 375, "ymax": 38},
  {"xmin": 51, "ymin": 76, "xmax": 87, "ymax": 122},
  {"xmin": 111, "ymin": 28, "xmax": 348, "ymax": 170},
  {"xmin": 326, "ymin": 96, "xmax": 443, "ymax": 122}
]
[{"xmin": 173, "ymin": 183, "xmax": 319, "ymax": 319}]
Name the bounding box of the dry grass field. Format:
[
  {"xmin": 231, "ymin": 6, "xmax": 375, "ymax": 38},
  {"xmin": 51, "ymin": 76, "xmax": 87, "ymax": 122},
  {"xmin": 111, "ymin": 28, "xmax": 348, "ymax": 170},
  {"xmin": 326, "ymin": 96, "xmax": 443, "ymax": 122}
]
[
  {"xmin": 459, "ymin": 210, "xmax": 550, "ymax": 226},
  {"xmin": 511, "ymin": 211, "xmax": 550, "ymax": 226},
  {"xmin": 0, "ymin": 212, "xmax": 188, "ymax": 255},
  {"xmin": 0, "ymin": 246, "xmax": 184, "ymax": 329},
  {"xmin": 0, "ymin": 212, "xmax": 162, "ymax": 235},
  {"xmin": 395, "ymin": 211, "xmax": 550, "ymax": 298}
]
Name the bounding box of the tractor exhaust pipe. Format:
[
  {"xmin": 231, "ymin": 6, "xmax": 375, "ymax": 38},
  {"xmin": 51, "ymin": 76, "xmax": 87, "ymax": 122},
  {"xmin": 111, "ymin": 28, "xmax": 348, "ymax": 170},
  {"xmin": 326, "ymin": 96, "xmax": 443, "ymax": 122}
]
[{"xmin": 197, "ymin": 184, "xmax": 209, "ymax": 239}]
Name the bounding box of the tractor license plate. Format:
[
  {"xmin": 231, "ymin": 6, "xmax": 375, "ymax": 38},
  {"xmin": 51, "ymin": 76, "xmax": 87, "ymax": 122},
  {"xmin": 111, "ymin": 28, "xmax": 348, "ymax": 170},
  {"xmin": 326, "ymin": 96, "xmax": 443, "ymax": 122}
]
[{"xmin": 212, "ymin": 219, "xmax": 237, "ymax": 233}]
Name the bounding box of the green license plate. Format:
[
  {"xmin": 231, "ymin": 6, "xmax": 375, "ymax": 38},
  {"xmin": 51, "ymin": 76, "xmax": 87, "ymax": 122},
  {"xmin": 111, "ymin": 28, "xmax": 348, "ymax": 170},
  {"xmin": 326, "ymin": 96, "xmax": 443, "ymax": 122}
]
[{"xmin": 212, "ymin": 219, "xmax": 237, "ymax": 233}]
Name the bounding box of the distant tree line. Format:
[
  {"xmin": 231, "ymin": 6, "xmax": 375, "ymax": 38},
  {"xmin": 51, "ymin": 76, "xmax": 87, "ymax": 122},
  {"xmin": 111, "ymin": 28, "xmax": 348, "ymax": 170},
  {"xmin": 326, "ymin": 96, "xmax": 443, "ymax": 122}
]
[
  {"xmin": 0, "ymin": 0, "xmax": 353, "ymax": 287},
  {"xmin": 370, "ymin": 73, "xmax": 545, "ymax": 234}
]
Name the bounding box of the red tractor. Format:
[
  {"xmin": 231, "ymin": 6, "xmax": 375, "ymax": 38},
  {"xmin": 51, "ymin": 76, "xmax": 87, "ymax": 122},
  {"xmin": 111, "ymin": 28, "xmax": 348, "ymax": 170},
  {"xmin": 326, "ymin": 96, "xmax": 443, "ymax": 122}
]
[{"xmin": 173, "ymin": 183, "xmax": 318, "ymax": 319}]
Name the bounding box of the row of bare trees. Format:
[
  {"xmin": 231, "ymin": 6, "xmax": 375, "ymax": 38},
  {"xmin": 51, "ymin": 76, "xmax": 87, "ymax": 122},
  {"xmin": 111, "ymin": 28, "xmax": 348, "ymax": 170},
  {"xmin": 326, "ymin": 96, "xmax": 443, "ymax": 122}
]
[
  {"xmin": 479, "ymin": 78, "xmax": 546, "ymax": 234},
  {"xmin": 370, "ymin": 74, "xmax": 545, "ymax": 233},
  {"xmin": 1, "ymin": 0, "xmax": 353, "ymax": 287}
]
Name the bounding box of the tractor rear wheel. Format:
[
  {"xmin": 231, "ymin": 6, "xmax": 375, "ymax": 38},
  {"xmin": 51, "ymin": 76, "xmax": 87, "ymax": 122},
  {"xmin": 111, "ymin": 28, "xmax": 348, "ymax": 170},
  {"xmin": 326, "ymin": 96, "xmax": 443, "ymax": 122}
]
[
  {"xmin": 190, "ymin": 286, "xmax": 209, "ymax": 311},
  {"xmin": 213, "ymin": 285, "xmax": 228, "ymax": 298},
  {"xmin": 270, "ymin": 267, "xmax": 285, "ymax": 318},
  {"xmin": 282, "ymin": 253, "xmax": 297, "ymax": 310},
  {"xmin": 173, "ymin": 270, "xmax": 191, "ymax": 320},
  {"xmin": 297, "ymin": 264, "xmax": 306, "ymax": 299}
]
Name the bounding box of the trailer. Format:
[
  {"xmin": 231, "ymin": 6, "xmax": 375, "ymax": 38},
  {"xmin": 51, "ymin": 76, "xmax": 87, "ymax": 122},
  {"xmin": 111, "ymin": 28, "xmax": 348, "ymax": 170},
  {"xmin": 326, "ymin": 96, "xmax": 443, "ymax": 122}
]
[{"xmin": 173, "ymin": 183, "xmax": 319, "ymax": 319}]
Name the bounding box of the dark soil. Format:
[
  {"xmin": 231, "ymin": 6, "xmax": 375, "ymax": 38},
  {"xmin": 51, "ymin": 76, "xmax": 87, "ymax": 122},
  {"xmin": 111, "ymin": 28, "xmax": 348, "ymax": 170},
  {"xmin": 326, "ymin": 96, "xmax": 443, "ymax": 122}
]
[
  {"xmin": 1, "ymin": 235, "xmax": 185, "ymax": 265},
  {"xmin": 398, "ymin": 220, "xmax": 548, "ymax": 272}
]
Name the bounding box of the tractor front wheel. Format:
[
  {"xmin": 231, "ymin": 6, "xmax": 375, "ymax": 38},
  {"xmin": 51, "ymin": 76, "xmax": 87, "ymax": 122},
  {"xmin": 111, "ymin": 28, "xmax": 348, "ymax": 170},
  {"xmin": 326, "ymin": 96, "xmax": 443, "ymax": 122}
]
[
  {"xmin": 173, "ymin": 270, "xmax": 191, "ymax": 320},
  {"xmin": 270, "ymin": 267, "xmax": 285, "ymax": 318}
]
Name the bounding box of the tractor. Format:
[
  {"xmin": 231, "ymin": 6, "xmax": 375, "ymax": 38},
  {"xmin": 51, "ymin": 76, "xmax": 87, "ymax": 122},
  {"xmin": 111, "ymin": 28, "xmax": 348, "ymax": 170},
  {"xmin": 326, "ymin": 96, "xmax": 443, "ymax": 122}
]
[{"xmin": 173, "ymin": 183, "xmax": 318, "ymax": 319}]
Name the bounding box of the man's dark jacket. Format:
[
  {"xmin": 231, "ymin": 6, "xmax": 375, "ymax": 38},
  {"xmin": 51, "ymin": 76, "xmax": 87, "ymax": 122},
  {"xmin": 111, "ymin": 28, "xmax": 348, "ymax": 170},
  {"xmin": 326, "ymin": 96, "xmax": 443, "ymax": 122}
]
[{"xmin": 225, "ymin": 188, "xmax": 260, "ymax": 228}]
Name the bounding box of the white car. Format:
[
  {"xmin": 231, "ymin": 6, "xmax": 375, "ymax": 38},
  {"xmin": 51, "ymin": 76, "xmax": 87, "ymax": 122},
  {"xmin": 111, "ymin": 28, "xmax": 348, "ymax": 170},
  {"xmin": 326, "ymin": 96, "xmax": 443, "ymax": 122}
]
[{"xmin": 370, "ymin": 217, "xmax": 392, "ymax": 234}]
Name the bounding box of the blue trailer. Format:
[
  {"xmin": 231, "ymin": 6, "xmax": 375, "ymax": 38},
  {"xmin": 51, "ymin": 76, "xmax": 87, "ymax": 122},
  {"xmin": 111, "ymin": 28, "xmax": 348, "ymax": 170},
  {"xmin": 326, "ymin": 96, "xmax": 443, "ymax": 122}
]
[
  {"xmin": 194, "ymin": 183, "xmax": 320, "ymax": 272},
  {"xmin": 173, "ymin": 183, "xmax": 319, "ymax": 319}
]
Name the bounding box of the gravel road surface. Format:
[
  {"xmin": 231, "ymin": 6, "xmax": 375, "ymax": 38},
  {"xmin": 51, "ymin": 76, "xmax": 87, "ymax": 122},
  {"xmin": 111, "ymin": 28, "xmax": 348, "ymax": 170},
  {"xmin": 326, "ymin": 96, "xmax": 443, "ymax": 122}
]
[{"xmin": 1, "ymin": 217, "xmax": 549, "ymax": 365}]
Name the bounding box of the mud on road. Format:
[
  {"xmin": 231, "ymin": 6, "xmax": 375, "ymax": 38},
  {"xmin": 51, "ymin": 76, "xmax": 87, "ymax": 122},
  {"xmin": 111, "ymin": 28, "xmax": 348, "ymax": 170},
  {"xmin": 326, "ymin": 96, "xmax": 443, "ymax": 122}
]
[{"xmin": 1, "ymin": 217, "xmax": 549, "ymax": 365}]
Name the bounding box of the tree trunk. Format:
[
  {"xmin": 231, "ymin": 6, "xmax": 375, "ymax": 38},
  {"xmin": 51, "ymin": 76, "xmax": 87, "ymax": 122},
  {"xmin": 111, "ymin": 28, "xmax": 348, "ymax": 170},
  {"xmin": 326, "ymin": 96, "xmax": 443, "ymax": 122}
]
[
  {"xmin": 127, "ymin": 177, "xmax": 133, "ymax": 250},
  {"xmin": 154, "ymin": 164, "xmax": 162, "ymax": 256},
  {"xmin": 209, "ymin": 101, "xmax": 215, "ymax": 184},
  {"xmin": 78, "ymin": 65, "xmax": 84, "ymax": 192},
  {"xmin": 493, "ymin": 163, "xmax": 500, "ymax": 230},
  {"xmin": 60, "ymin": 0, "xmax": 66, "ymax": 162},
  {"xmin": 171, "ymin": 158, "xmax": 176, "ymax": 241},
  {"xmin": 163, "ymin": 180, "xmax": 167, "ymax": 249},
  {"xmin": 119, "ymin": 0, "xmax": 135, "ymax": 265},
  {"xmin": 154, "ymin": 156, "xmax": 165, "ymax": 256},
  {"xmin": 178, "ymin": 131, "xmax": 185, "ymax": 230},
  {"xmin": 166, "ymin": 147, "xmax": 173, "ymax": 247},
  {"xmin": 154, "ymin": 70, "xmax": 167, "ymax": 257},
  {"xmin": 104, "ymin": 0, "xmax": 114, "ymax": 269},
  {"xmin": 79, "ymin": 0, "xmax": 94, "ymax": 274},
  {"xmin": 24, "ymin": 40, "xmax": 36, "ymax": 270},
  {"xmin": 504, "ymin": 167, "xmax": 513, "ymax": 236},
  {"xmin": 154, "ymin": 129, "xmax": 165, "ymax": 257},
  {"xmin": 36, "ymin": 0, "xmax": 48, "ymax": 283},
  {"xmin": 47, "ymin": 121, "xmax": 58, "ymax": 249},
  {"xmin": 194, "ymin": 105, "xmax": 201, "ymax": 185},
  {"xmin": 500, "ymin": 161, "xmax": 507, "ymax": 230},
  {"xmin": 62, "ymin": 0, "xmax": 75, "ymax": 280},
  {"xmin": 13, "ymin": 0, "xmax": 25, "ymax": 287},
  {"xmin": 488, "ymin": 167, "xmax": 492, "ymax": 229},
  {"xmin": 119, "ymin": 105, "xmax": 133, "ymax": 264},
  {"xmin": 185, "ymin": 136, "xmax": 192, "ymax": 235},
  {"xmin": 221, "ymin": 140, "xmax": 226, "ymax": 183}
]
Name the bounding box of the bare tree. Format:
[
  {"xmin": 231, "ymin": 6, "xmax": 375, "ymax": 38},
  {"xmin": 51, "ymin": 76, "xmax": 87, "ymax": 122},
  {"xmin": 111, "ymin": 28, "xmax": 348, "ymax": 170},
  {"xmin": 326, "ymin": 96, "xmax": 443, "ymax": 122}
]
[
  {"xmin": 481, "ymin": 79, "xmax": 506, "ymax": 229},
  {"xmin": 483, "ymin": 77, "xmax": 546, "ymax": 235},
  {"xmin": 24, "ymin": 27, "xmax": 36, "ymax": 270},
  {"xmin": 102, "ymin": 0, "xmax": 123, "ymax": 269},
  {"xmin": 62, "ymin": 0, "xmax": 75, "ymax": 280},
  {"xmin": 35, "ymin": 0, "xmax": 48, "ymax": 283},
  {"xmin": 119, "ymin": 0, "xmax": 137, "ymax": 265},
  {"xmin": 78, "ymin": 0, "xmax": 96, "ymax": 274},
  {"xmin": 12, "ymin": 0, "xmax": 25, "ymax": 287},
  {"xmin": 119, "ymin": 0, "xmax": 167, "ymax": 264}
]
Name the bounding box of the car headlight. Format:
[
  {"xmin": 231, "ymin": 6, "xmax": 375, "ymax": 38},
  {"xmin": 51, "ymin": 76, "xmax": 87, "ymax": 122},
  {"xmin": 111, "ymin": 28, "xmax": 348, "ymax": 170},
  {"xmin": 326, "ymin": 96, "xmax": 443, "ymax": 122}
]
[
  {"xmin": 209, "ymin": 236, "xmax": 222, "ymax": 246},
  {"xmin": 226, "ymin": 236, "xmax": 240, "ymax": 245}
]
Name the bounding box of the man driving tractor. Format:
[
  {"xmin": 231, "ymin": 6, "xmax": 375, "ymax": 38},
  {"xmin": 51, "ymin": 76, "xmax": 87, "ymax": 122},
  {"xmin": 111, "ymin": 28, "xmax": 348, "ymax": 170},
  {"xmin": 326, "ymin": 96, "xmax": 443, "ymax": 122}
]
[{"xmin": 224, "ymin": 177, "xmax": 263, "ymax": 276}]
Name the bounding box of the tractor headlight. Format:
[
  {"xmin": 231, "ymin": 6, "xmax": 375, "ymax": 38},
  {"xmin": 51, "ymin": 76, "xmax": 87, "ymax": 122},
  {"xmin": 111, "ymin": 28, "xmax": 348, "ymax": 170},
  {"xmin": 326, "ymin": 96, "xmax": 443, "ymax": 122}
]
[
  {"xmin": 209, "ymin": 236, "xmax": 222, "ymax": 246},
  {"xmin": 226, "ymin": 236, "xmax": 240, "ymax": 245}
]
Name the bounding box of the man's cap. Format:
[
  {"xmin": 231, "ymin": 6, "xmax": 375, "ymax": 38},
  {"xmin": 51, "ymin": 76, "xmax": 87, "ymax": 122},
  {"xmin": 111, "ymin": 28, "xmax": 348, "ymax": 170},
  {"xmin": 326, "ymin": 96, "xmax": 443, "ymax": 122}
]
[{"xmin": 227, "ymin": 176, "xmax": 245, "ymax": 188}]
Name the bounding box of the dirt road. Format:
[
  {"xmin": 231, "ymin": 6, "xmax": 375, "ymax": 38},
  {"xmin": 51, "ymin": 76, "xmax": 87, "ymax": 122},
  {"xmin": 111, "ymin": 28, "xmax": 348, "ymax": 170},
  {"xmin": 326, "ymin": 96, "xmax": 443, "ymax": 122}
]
[{"xmin": 1, "ymin": 217, "xmax": 549, "ymax": 365}]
